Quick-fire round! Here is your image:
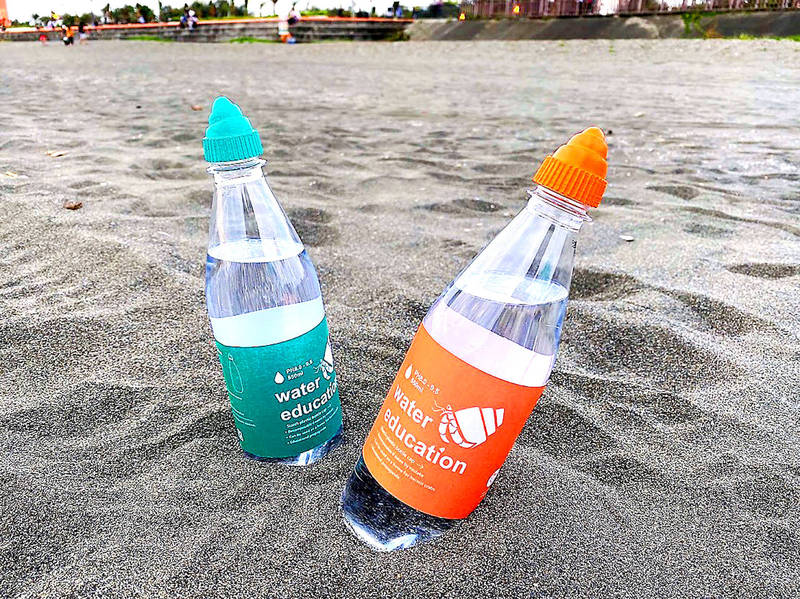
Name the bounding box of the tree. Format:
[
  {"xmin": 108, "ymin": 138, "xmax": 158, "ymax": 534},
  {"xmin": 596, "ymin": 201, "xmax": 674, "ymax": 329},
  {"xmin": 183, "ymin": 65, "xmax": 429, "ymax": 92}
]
[
  {"xmin": 111, "ymin": 5, "xmax": 136, "ymax": 23},
  {"xmin": 136, "ymin": 3, "xmax": 156, "ymax": 21}
]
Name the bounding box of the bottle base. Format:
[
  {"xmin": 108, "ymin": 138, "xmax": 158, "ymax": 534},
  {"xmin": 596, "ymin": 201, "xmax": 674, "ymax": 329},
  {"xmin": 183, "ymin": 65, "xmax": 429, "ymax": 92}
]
[
  {"xmin": 242, "ymin": 425, "xmax": 343, "ymax": 466},
  {"xmin": 340, "ymin": 455, "xmax": 455, "ymax": 551}
]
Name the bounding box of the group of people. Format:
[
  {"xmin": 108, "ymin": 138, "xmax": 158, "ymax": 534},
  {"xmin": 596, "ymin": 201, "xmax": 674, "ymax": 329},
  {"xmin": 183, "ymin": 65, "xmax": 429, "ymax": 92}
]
[
  {"xmin": 50, "ymin": 22, "xmax": 88, "ymax": 45},
  {"xmin": 179, "ymin": 6, "xmax": 200, "ymax": 29},
  {"xmin": 36, "ymin": 12, "xmax": 89, "ymax": 46}
]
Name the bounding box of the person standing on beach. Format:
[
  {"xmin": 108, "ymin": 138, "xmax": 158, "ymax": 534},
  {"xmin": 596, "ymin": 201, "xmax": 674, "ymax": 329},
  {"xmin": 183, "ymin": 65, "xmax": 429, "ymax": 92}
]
[
  {"xmin": 78, "ymin": 21, "xmax": 88, "ymax": 44},
  {"xmin": 288, "ymin": 4, "xmax": 300, "ymax": 25},
  {"xmin": 61, "ymin": 24, "xmax": 74, "ymax": 46}
]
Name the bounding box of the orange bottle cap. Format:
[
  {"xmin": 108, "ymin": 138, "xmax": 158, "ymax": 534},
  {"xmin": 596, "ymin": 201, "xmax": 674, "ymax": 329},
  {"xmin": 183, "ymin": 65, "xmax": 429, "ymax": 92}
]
[{"xmin": 532, "ymin": 127, "xmax": 608, "ymax": 208}]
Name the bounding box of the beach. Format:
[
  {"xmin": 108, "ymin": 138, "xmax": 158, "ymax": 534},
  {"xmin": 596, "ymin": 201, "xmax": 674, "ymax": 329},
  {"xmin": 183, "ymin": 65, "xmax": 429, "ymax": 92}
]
[{"xmin": 1, "ymin": 39, "xmax": 798, "ymax": 597}]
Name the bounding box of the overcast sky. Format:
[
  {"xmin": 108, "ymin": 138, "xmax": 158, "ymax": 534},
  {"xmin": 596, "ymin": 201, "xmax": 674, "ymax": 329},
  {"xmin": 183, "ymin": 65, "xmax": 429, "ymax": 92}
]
[{"xmin": 8, "ymin": 1, "xmax": 158, "ymax": 20}]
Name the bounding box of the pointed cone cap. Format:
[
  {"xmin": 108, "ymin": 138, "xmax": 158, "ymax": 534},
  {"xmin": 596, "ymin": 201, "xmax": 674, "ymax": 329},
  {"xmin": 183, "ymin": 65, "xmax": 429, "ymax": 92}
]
[
  {"xmin": 202, "ymin": 96, "xmax": 263, "ymax": 163},
  {"xmin": 532, "ymin": 127, "xmax": 608, "ymax": 207}
]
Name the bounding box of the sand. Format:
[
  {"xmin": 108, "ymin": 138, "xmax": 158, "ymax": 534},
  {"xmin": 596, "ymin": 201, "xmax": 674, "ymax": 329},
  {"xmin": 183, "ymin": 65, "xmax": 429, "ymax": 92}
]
[{"xmin": 1, "ymin": 39, "xmax": 798, "ymax": 598}]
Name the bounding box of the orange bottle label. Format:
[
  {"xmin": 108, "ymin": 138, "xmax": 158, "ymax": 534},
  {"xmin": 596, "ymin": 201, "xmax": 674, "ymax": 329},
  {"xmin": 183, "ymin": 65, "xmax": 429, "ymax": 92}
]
[{"xmin": 362, "ymin": 324, "xmax": 544, "ymax": 519}]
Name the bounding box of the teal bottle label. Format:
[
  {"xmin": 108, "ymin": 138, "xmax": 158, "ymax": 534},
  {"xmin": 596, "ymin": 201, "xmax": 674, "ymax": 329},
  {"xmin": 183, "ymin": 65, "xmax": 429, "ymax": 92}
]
[{"xmin": 216, "ymin": 317, "xmax": 342, "ymax": 458}]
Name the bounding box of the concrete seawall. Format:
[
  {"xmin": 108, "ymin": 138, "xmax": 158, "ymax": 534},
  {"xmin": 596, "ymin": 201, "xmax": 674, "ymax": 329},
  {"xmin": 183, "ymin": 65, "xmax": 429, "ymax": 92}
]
[
  {"xmin": 4, "ymin": 11, "xmax": 797, "ymax": 43},
  {"xmin": 1, "ymin": 19, "xmax": 410, "ymax": 43},
  {"xmin": 407, "ymin": 10, "xmax": 800, "ymax": 40}
]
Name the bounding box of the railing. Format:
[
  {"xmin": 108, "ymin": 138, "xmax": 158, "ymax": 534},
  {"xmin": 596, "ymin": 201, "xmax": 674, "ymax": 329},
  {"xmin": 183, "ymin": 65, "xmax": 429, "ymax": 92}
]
[
  {"xmin": 464, "ymin": 0, "xmax": 596, "ymax": 17},
  {"xmin": 460, "ymin": 0, "xmax": 799, "ymax": 18}
]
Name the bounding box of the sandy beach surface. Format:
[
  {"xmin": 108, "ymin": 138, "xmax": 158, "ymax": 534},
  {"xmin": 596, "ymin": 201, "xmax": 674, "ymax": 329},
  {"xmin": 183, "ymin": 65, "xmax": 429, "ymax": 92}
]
[{"xmin": 1, "ymin": 39, "xmax": 798, "ymax": 598}]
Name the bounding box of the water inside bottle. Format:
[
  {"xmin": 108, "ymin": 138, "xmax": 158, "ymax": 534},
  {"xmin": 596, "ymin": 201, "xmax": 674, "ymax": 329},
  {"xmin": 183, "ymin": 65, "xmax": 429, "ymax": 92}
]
[
  {"xmin": 429, "ymin": 273, "xmax": 569, "ymax": 387},
  {"xmin": 206, "ymin": 237, "xmax": 342, "ymax": 465},
  {"xmin": 341, "ymin": 274, "xmax": 569, "ymax": 550},
  {"xmin": 206, "ymin": 238, "xmax": 321, "ymax": 319}
]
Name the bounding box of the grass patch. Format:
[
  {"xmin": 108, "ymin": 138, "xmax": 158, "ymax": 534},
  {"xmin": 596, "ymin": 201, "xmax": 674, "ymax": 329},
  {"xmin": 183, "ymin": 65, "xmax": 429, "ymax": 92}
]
[
  {"xmin": 229, "ymin": 36, "xmax": 278, "ymax": 43},
  {"xmin": 681, "ymin": 11, "xmax": 800, "ymax": 41},
  {"xmin": 681, "ymin": 11, "xmax": 705, "ymax": 37},
  {"xmin": 681, "ymin": 11, "xmax": 727, "ymax": 38},
  {"xmin": 385, "ymin": 30, "xmax": 409, "ymax": 42},
  {"xmin": 681, "ymin": 11, "xmax": 722, "ymax": 38},
  {"xmin": 731, "ymin": 33, "xmax": 800, "ymax": 41},
  {"xmin": 126, "ymin": 34, "xmax": 174, "ymax": 42}
]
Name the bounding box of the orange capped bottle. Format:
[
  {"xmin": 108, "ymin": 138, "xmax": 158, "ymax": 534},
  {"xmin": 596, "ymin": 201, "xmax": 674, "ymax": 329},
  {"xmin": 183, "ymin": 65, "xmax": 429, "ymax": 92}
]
[{"xmin": 341, "ymin": 128, "xmax": 609, "ymax": 550}]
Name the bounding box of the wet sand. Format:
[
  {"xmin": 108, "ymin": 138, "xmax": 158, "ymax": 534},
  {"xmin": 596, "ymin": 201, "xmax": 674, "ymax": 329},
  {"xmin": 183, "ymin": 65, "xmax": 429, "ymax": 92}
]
[{"xmin": 1, "ymin": 40, "xmax": 798, "ymax": 597}]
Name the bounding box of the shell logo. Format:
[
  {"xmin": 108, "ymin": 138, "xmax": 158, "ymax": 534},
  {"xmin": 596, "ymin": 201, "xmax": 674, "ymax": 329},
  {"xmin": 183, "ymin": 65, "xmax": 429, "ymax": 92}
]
[
  {"xmin": 437, "ymin": 405, "xmax": 504, "ymax": 448},
  {"xmin": 314, "ymin": 341, "xmax": 335, "ymax": 381}
]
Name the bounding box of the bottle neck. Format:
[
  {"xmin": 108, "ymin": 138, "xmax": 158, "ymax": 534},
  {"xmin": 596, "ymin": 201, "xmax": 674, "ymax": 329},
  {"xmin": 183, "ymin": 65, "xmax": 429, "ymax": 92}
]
[
  {"xmin": 205, "ymin": 156, "xmax": 300, "ymax": 253},
  {"xmin": 525, "ymin": 185, "xmax": 591, "ymax": 231},
  {"xmin": 207, "ymin": 157, "xmax": 266, "ymax": 185}
]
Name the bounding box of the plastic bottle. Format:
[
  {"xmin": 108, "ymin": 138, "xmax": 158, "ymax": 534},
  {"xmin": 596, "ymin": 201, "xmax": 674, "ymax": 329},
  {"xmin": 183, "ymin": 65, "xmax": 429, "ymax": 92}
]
[
  {"xmin": 203, "ymin": 97, "xmax": 342, "ymax": 466},
  {"xmin": 341, "ymin": 127, "xmax": 609, "ymax": 550}
]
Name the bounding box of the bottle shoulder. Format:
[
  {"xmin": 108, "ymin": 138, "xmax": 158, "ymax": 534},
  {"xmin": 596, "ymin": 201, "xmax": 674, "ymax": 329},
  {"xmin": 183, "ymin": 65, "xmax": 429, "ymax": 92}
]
[
  {"xmin": 422, "ymin": 288, "xmax": 563, "ymax": 388},
  {"xmin": 420, "ymin": 203, "xmax": 576, "ymax": 388},
  {"xmin": 205, "ymin": 246, "xmax": 323, "ymax": 322}
]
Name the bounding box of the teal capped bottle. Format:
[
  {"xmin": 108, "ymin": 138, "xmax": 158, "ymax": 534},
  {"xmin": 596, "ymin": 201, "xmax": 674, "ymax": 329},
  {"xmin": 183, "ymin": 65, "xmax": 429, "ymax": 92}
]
[{"xmin": 203, "ymin": 97, "xmax": 343, "ymax": 465}]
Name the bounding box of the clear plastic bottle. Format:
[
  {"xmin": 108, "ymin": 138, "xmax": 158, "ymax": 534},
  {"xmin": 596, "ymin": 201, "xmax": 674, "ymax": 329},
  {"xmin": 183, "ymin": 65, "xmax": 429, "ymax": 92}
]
[
  {"xmin": 341, "ymin": 127, "xmax": 608, "ymax": 550},
  {"xmin": 203, "ymin": 97, "xmax": 342, "ymax": 466}
]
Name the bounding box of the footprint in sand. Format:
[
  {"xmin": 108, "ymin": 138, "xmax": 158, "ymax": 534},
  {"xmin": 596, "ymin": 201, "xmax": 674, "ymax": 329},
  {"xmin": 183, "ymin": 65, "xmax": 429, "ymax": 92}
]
[
  {"xmin": 570, "ymin": 269, "xmax": 643, "ymax": 301},
  {"xmin": 727, "ymin": 263, "xmax": 800, "ymax": 280},
  {"xmin": 418, "ymin": 198, "xmax": 502, "ymax": 215},
  {"xmin": 133, "ymin": 158, "xmax": 198, "ymax": 181},
  {"xmin": 285, "ymin": 207, "xmax": 339, "ymax": 246},
  {"xmin": 647, "ymin": 184, "xmax": 700, "ymax": 200}
]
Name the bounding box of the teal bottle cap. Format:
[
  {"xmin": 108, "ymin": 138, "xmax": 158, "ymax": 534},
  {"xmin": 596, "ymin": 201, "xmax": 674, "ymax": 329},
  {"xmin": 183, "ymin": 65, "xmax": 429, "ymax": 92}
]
[{"xmin": 203, "ymin": 96, "xmax": 263, "ymax": 163}]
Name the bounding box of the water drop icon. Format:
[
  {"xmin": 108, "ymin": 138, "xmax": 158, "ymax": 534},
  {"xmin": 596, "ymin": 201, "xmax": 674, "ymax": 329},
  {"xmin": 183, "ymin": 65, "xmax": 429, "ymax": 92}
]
[
  {"xmin": 274, "ymin": 371, "xmax": 285, "ymax": 384},
  {"xmin": 404, "ymin": 364, "xmax": 412, "ymax": 379}
]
